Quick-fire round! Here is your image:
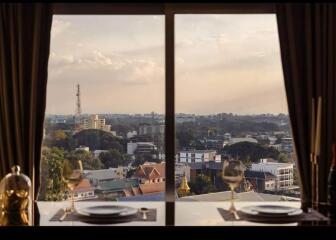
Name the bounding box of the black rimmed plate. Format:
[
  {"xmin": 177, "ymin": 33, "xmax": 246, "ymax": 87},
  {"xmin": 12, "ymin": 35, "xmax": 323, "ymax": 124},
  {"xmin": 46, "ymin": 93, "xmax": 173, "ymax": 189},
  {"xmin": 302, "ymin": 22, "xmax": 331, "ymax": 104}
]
[
  {"xmin": 76, "ymin": 205, "xmax": 138, "ymax": 218},
  {"xmin": 241, "ymin": 205, "xmax": 303, "ymax": 217},
  {"xmin": 239, "ymin": 205, "xmax": 303, "ymax": 223}
]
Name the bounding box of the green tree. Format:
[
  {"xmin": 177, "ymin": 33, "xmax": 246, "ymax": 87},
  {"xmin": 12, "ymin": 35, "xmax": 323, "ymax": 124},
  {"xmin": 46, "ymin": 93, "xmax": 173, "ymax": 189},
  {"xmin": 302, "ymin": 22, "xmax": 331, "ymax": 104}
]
[
  {"xmin": 73, "ymin": 129, "xmax": 125, "ymax": 152},
  {"xmin": 132, "ymin": 153, "xmax": 154, "ymax": 167},
  {"xmin": 176, "ymin": 128, "xmax": 196, "ymax": 149},
  {"xmin": 44, "ymin": 130, "xmax": 73, "ymax": 150},
  {"xmin": 65, "ymin": 149, "xmax": 103, "ymax": 170},
  {"xmin": 278, "ymin": 153, "xmax": 289, "ymax": 163},
  {"xmin": 189, "ymin": 174, "xmax": 214, "ymax": 195},
  {"xmin": 39, "ymin": 147, "xmax": 66, "ymax": 201},
  {"xmin": 223, "ymin": 142, "xmax": 280, "ymax": 162},
  {"xmin": 100, "ymin": 149, "xmax": 131, "ymax": 168},
  {"xmin": 53, "ymin": 130, "xmax": 67, "ymax": 140}
]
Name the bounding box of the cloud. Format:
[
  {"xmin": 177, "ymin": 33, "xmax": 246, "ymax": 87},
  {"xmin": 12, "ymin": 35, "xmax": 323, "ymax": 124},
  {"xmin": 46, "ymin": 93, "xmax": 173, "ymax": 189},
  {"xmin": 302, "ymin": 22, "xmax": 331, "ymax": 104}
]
[
  {"xmin": 51, "ymin": 19, "xmax": 71, "ymax": 38},
  {"xmin": 49, "ymin": 50, "xmax": 163, "ymax": 85}
]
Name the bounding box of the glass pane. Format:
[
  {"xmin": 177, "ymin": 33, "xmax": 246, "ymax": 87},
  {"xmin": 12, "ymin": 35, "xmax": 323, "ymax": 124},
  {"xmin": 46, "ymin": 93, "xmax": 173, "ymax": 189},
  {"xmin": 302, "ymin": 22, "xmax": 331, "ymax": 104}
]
[
  {"xmin": 175, "ymin": 14, "xmax": 300, "ymax": 204},
  {"xmin": 39, "ymin": 15, "xmax": 165, "ymax": 203}
]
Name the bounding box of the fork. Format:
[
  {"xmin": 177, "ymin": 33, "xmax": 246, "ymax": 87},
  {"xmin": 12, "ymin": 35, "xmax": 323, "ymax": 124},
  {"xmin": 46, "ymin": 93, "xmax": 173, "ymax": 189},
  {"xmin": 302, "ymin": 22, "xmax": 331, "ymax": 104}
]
[
  {"xmin": 59, "ymin": 207, "xmax": 72, "ymax": 222},
  {"xmin": 232, "ymin": 210, "xmax": 240, "ymax": 220}
]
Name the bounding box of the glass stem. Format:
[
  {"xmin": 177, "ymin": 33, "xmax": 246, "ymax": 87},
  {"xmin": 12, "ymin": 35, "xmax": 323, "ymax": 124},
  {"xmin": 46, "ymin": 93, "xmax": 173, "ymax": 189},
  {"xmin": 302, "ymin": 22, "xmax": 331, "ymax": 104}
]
[
  {"xmin": 71, "ymin": 191, "xmax": 75, "ymax": 212},
  {"xmin": 229, "ymin": 189, "xmax": 236, "ymax": 213}
]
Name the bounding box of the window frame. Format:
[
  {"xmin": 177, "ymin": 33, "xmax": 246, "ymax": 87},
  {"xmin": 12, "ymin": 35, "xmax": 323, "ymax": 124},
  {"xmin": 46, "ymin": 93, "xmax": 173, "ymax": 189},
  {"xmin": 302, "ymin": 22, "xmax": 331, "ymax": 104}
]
[{"xmin": 50, "ymin": 3, "xmax": 276, "ymax": 226}]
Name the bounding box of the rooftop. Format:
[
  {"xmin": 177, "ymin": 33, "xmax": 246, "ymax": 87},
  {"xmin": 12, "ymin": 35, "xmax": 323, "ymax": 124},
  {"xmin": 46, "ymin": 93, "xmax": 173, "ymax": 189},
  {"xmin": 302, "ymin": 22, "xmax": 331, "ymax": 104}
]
[
  {"xmin": 117, "ymin": 192, "xmax": 165, "ymax": 201},
  {"xmin": 252, "ymin": 162, "xmax": 294, "ymax": 168},
  {"xmin": 133, "ymin": 162, "xmax": 166, "ymax": 179},
  {"xmin": 73, "ymin": 179, "xmax": 94, "ymax": 193},
  {"xmin": 245, "ymin": 170, "xmax": 277, "ymax": 180},
  {"xmin": 178, "ymin": 149, "xmax": 217, "ymax": 154},
  {"xmin": 96, "ymin": 179, "xmax": 139, "ymax": 192},
  {"xmin": 84, "ymin": 168, "xmax": 122, "ymax": 180},
  {"xmin": 178, "ymin": 191, "xmax": 295, "ymax": 202},
  {"xmin": 188, "ymin": 161, "xmax": 223, "ymax": 170}
]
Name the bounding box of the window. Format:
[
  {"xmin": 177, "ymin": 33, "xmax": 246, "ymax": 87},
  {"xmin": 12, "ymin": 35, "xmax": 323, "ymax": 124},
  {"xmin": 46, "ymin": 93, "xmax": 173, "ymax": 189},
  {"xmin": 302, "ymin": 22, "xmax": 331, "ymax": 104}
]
[
  {"xmin": 174, "ymin": 14, "xmax": 299, "ymax": 202},
  {"xmin": 38, "ymin": 4, "xmax": 303, "ymax": 226},
  {"xmin": 40, "ymin": 15, "xmax": 165, "ymax": 202}
]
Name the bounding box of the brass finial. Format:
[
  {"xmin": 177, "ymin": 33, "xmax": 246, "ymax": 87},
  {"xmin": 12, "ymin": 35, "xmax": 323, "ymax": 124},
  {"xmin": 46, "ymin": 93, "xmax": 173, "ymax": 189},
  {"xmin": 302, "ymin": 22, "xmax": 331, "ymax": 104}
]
[{"xmin": 11, "ymin": 165, "xmax": 21, "ymax": 175}]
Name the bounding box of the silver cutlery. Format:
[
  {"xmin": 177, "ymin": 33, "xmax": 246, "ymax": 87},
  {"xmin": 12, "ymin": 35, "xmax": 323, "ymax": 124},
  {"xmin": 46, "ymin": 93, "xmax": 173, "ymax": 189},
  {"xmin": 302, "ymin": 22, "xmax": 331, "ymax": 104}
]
[
  {"xmin": 232, "ymin": 210, "xmax": 240, "ymax": 220},
  {"xmin": 59, "ymin": 207, "xmax": 72, "ymax": 222}
]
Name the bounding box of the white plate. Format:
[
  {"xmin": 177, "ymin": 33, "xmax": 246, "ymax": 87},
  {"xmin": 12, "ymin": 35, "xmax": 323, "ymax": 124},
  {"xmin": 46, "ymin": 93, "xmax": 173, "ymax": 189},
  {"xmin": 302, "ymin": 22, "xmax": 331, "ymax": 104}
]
[
  {"xmin": 76, "ymin": 205, "xmax": 138, "ymax": 218},
  {"xmin": 241, "ymin": 205, "xmax": 303, "ymax": 217}
]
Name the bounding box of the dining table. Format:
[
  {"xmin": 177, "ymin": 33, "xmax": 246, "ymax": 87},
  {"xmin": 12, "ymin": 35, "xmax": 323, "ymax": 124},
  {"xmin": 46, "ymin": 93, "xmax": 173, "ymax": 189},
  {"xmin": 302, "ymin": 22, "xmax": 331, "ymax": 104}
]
[{"xmin": 36, "ymin": 200, "xmax": 332, "ymax": 226}]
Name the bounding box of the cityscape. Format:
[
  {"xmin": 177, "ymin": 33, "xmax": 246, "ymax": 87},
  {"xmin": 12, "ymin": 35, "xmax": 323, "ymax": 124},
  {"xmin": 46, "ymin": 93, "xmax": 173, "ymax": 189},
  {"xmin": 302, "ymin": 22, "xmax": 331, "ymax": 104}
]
[{"xmin": 39, "ymin": 85, "xmax": 300, "ymax": 202}]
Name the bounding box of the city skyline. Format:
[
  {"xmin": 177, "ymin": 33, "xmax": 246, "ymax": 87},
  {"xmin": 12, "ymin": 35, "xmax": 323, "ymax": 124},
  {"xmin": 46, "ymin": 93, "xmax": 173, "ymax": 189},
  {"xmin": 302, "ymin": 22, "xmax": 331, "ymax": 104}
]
[{"xmin": 46, "ymin": 15, "xmax": 288, "ymax": 115}]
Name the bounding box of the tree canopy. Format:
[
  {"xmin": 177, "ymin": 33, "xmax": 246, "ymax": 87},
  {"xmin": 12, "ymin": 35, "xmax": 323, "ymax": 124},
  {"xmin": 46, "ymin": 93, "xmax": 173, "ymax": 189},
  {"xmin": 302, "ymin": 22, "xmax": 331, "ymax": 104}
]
[
  {"xmin": 73, "ymin": 129, "xmax": 125, "ymax": 152},
  {"xmin": 99, "ymin": 149, "xmax": 131, "ymax": 168},
  {"xmin": 222, "ymin": 142, "xmax": 280, "ymax": 162},
  {"xmin": 189, "ymin": 174, "xmax": 214, "ymax": 195}
]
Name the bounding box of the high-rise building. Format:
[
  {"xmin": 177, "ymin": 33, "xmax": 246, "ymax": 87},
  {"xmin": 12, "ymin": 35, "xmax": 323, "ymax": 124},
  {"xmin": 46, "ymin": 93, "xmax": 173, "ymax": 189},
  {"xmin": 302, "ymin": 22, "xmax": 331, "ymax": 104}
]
[
  {"xmin": 251, "ymin": 160, "xmax": 294, "ymax": 191},
  {"xmin": 82, "ymin": 114, "xmax": 112, "ymax": 132},
  {"xmin": 138, "ymin": 124, "xmax": 164, "ymax": 135}
]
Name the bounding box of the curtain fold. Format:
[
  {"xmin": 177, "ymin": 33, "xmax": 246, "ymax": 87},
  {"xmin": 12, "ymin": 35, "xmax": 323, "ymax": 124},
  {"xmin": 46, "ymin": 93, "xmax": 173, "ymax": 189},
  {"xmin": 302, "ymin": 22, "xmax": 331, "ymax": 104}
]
[
  {"xmin": 276, "ymin": 3, "xmax": 336, "ymax": 209},
  {"xmin": 0, "ymin": 3, "xmax": 52, "ymax": 205}
]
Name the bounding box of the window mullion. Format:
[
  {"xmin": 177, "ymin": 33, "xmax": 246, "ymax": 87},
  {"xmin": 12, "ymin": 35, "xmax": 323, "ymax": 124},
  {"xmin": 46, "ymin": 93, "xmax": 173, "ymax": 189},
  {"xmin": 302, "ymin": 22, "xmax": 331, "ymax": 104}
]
[{"xmin": 165, "ymin": 10, "xmax": 175, "ymax": 226}]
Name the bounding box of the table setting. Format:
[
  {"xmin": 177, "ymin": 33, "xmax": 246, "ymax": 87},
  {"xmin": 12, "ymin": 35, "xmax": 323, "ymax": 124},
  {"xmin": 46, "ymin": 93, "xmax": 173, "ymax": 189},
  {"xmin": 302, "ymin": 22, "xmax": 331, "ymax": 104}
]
[
  {"xmin": 217, "ymin": 204, "xmax": 328, "ymax": 224},
  {"xmin": 49, "ymin": 205, "xmax": 157, "ymax": 224}
]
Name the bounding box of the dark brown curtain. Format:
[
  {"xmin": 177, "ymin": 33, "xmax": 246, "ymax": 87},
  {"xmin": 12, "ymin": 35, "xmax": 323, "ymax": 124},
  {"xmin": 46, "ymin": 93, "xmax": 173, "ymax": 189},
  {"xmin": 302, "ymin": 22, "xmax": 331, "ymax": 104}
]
[
  {"xmin": 276, "ymin": 3, "xmax": 336, "ymax": 209},
  {"xmin": 0, "ymin": 3, "xmax": 52, "ymax": 203}
]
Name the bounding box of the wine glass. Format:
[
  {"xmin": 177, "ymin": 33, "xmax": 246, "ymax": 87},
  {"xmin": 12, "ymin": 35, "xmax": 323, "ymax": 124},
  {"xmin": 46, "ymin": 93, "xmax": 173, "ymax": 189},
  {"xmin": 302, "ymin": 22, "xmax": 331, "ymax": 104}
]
[
  {"xmin": 62, "ymin": 159, "xmax": 83, "ymax": 212},
  {"xmin": 222, "ymin": 160, "xmax": 245, "ymax": 218}
]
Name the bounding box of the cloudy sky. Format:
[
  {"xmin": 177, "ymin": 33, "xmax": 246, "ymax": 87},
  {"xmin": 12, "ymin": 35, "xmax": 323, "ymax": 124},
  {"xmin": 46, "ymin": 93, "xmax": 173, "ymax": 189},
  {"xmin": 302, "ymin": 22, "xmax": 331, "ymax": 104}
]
[{"xmin": 46, "ymin": 14, "xmax": 288, "ymax": 115}]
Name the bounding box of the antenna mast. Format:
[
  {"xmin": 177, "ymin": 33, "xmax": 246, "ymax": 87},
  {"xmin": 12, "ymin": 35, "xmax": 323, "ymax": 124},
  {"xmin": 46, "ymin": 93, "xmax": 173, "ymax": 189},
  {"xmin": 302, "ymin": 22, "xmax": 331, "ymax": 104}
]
[{"xmin": 75, "ymin": 84, "xmax": 82, "ymax": 130}]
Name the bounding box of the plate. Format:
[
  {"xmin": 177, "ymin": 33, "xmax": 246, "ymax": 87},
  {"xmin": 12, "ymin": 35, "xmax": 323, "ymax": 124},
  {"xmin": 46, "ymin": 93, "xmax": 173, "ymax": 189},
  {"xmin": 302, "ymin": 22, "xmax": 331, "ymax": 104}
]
[
  {"xmin": 76, "ymin": 205, "xmax": 138, "ymax": 218},
  {"xmin": 240, "ymin": 205, "xmax": 303, "ymax": 217}
]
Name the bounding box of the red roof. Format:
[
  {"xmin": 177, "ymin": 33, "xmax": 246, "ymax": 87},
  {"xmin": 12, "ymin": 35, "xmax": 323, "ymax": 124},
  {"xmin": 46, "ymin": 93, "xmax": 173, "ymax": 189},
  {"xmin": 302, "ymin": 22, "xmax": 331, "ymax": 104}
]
[
  {"xmin": 133, "ymin": 162, "xmax": 166, "ymax": 180},
  {"xmin": 139, "ymin": 181, "xmax": 165, "ymax": 194},
  {"xmin": 73, "ymin": 179, "xmax": 94, "ymax": 193}
]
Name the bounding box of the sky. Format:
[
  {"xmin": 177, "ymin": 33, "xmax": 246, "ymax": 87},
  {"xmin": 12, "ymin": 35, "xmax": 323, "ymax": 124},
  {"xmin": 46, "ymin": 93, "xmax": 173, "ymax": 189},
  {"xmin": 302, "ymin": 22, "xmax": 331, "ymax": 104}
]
[{"xmin": 46, "ymin": 14, "xmax": 288, "ymax": 115}]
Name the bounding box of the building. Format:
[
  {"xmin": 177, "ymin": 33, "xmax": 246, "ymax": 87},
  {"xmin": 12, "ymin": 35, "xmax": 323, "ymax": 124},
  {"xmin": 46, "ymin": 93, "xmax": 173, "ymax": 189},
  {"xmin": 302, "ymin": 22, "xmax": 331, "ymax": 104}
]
[
  {"xmin": 126, "ymin": 130, "xmax": 137, "ymax": 138},
  {"xmin": 223, "ymin": 133, "xmax": 231, "ymax": 140},
  {"xmin": 95, "ymin": 178, "xmax": 139, "ymax": 200},
  {"xmin": 117, "ymin": 192, "xmax": 165, "ymax": 201},
  {"xmin": 175, "ymin": 163, "xmax": 191, "ymax": 186},
  {"xmin": 281, "ymin": 137, "xmax": 293, "ymax": 152},
  {"xmin": 175, "ymin": 114, "xmax": 196, "ymax": 123},
  {"xmin": 199, "ymin": 138, "xmax": 224, "ymax": 150},
  {"xmin": 244, "ymin": 170, "xmax": 277, "ymax": 192},
  {"xmin": 188, "ymin": 161, "xmax": 223, "ymax": 183},
  {"xmin": 75, "ymin": 145, "xmax": 89, "ymax": 152},
  {"xmin": 127, "ymin": 142, "xmax": 157, "ymax": 155},
  {"xmin": 120, "ymin": 162, "xmax": 166, "ymax": 199},
  {"xmin": 226, "ymin": 137, "xmax": 258, "ymax": 146},
  {"xmin": 93, "ymin": 150, "xmax": 108, "ymax": 158},
  {"xmin": 138, "ymin": 124, "xmax": 164, "ymax": 135},
  {"xmin": 82, "ymin": 114, "xmax": 112, "ymax": 132},
  {"xmin": 251, "ymin": 160, "xmax": 294, "ymax": 191},
  {"xmin": 176, "ymin": 150, "xmax": 221, "ymax": 163},
  {"xmin": 269, "ymin": 144, "xmax": 282, "ymax": 151},
  {"xmin": 133, "ymin": 162, "xmax": 166, "ymax": 184},
  {"xmin": 83, "ymin": 167, "xmax": 127, "ymax": 187},
  {"xmin": 72, "ymin": 179, "xmax": 96, "ymax": 201}
]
